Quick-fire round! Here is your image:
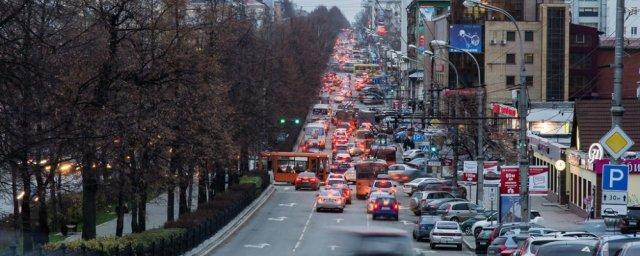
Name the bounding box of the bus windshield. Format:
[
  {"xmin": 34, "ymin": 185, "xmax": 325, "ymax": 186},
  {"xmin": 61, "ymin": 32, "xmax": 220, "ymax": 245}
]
[
  {"xmin": 312, "ymin": 107, "xmax": 328, "ymax": 116},
  {"xmin": 305, "ymin": 126, "xmax": 325, "ymax": 137},
  {"xmin": 355, "ymin": 161, "xmax": 388, "ymax": 179}
]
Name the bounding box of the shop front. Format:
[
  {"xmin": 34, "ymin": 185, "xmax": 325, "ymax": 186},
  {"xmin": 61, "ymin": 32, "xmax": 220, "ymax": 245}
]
[{"xmin": 528, "ymin": 134, "xmax": 568, "ymax": 204}]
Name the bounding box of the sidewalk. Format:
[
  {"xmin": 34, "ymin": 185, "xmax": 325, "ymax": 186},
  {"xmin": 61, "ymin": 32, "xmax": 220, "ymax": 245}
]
[{"xmin": 65, "ymin": 191, "xmax": 197, "ymax": 241}]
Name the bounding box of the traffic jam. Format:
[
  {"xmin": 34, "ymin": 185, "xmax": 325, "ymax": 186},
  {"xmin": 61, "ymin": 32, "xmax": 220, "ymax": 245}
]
[{"xmin": 284, "ymin": 29, "xmax": 640, "ymax": 256}]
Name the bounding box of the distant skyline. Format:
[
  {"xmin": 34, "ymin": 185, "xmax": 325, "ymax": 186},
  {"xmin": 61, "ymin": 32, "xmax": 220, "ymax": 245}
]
[{"xmin": 291, "ymin": 0, "xmax": 362, "ymax": 22}]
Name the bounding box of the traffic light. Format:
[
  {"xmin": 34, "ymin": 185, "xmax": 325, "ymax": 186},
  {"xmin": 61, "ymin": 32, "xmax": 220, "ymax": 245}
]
[
  {"xmin": 293, "ymin": 118, "xmax": 301, "ymax": 125},
  {"xmin": 279, "ymin": 118, "xmax": 286, "ymax": 125},
  {"xmin": 430, "ymin": 146, "xmax": 437, "ymax": 153}
]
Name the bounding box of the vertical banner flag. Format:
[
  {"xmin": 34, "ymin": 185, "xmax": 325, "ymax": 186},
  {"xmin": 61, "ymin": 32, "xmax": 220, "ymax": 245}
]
[
  {"xmin": 483, "ymin": 161, "xmax": 499, "ymax": 180},
  {"xmin": 529, "ymin": 166, "xmax": 549, "ymax": 195},
  {"xmin": 463, "ymin": 161, "xmax": 478, "ymax": 182},
  {"xmin": 500, "ymin": 166, "xmax": 520, "ymax": 195}
]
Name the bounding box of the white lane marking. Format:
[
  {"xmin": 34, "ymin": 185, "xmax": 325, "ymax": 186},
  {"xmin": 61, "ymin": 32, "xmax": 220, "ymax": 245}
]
[
  {"xmin": 244, "ymin": 243, "xmax": 270, "ymax": 248},
  {"xmin": 335, "ymin": 218, "xmax": 343, "ymax": 223},
  {"xmin": 400, "ymin": 206, "xmax": 409, "ymax": 210},
  {"xmin": 283, "ymin": 187, "xmax": 291, "ymax": 191},
  {"xmin": 293, "ymin": 201, "xmax": 316, "ymax": 252},
  {"xmin": 279, "ymin": 202, "xmax": 296, "ymax": 207},
  {"xmin": 268, "ymin": 216, "xmax": 288, "ymax": 221},
  {"xmin": 328, "ymin": 245, "xmax": 340, "ymax": 251},
  {"xmin": 401, "ymin": 220, "xmax": 414, "ymax": 226}
]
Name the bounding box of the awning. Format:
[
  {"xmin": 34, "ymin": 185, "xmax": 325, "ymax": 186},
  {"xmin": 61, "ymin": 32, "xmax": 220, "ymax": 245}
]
[
  {"xmin": 527, "ymin": 108, "xmax": 573, "ymax": 122},
  {"xmin": 408, "ymin": 71, "xmax": 424, "ymax": 79}
]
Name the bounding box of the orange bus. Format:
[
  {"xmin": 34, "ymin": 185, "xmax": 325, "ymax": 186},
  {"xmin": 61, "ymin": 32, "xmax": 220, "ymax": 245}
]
[
  {"xmin": 354, "ymin": 158, "xmax": 388, "ymax": 199},
  {"xmin": 258, "ymin": 152, "xmax": 329, "ymax": 184}
]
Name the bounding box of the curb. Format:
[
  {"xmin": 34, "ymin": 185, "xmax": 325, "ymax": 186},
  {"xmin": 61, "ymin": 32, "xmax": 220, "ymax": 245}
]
[
  {"xmin": 184, "ymin": 185, "xmax": 276, "ymax": 256},
  {"xmin": 462, "ymin": 236, "xmax": 476, "ymax": 251}
]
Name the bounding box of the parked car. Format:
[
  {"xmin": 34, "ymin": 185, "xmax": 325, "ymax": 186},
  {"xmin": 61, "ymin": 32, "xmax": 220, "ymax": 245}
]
[
  {"xmin": 488, "ymin": 222, "xmax": 543, "ymax": 245},
  {"xmin": 545, "ymin": 231, "xmax": 597, "ymax": 238},
  {"xmin": 475, "ymin": 226, "xmax": 496, "ymax": 254},
  {"xmin": 421, "ymin": 197, "xmax": 466, "ymax": 216},
  {"xmin": 315, "ymin": 188, "xmax": 345, "ymax": 212},
  {"xmin": 462, "ymin": 211, "xmax": 496, "ymax": 236},
  {"xmin": 416, "ymin": 180, "xmax": 467, "ymax": 198},
  {"xmin": 413, "ymin": 215, "xmax": 441, "ymax": 242},
  {"xmin": 594, "ymin": 235, "xmax": 640, "ymax": 256},
  {"xmin": 516, "ymin": 236, "xmax": 593, "ymax": 256},
  {"xmin": 472, "ymin": 211, "xmax": 499, "ymax": 237},
  {"xmin": 525, "ymin": 227, "xmax": 558, "ymax": 237},
  {"xmin": 406, "ymin": 158, "xmax": 427, "ymax": 169},
  {"xmin": 409, "ymin": 191, "xmax": 454, "ymax": 216},
  {"xmin": 429, "ymin": 221, "xmax": 463, "ymax": 250},
  {"xmin": 437, "ymin": 201, "xmax": 480, "ymax": 222},
  {"xmin": 486, "ymin": 235, "xmax": 521, "ymax": 256},
  {"xmin": 402, "ymin": 177, "xmax": 438, "ymax": 195},
  {"xmin": 618, "ymin": 241, "xmax": 640, "ymax": 256},
  {"xmin": 371, "ymin": 194, "xmax": 400, "ymax": 220},
  {"xmin": 294, "ymin": 171, "xmax": 320, "ymax": 190},
  {"xmin": 535, "ymin": 239, "xmax": 598, "ymax": 256},
  {"xmin": 620, "ymin": 206, "xmax": 640, "ymax": 234}
]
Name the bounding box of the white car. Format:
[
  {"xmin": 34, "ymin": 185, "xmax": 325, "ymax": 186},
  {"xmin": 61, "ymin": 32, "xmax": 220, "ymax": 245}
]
[
  {"xmin": 402, "ymin": 149, "xmax": 425, "ymax": 162},
  {"xmin": 387, "ymin": 164, "xmax": 418, "ymax": 182},
  {"xmin": 429, "ymin": 221, "xmax": 463, "ymax": 250},
  {"xmin": 344, "ymin": 168, "xmax": 356, "ymax": 183},
  {"xmin": 472, "ymin": 211, "xmax": 543, "ymax": 237},
  {"xmin": 371, "ymin": 179, "xmax": 397, "ymax": 195},
  {"xmin": 327, "ymin": 173, "xmax": 346, "ymax": 181},
  {"xmin": 402, "ymin": 177, "xmax": 438, "ymax": 195}
]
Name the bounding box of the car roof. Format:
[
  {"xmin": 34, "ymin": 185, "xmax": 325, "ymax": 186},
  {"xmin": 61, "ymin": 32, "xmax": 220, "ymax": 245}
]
[{"xmin": 600, "ymin": 235, "xmax": 640, "ymax": 242}]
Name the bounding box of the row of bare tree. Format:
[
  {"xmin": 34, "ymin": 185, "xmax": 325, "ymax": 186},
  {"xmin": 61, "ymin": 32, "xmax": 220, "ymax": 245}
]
[{"xmin": 0, "ymin": 0, "xmax": 349, "ymax": 250}]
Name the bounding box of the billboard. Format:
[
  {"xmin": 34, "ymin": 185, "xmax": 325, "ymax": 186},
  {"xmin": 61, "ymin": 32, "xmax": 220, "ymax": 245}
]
[
  {"xmin": 419, "ymin": 6, "xmax": 436, "ymax": 22},
  {"xmin": 529, "ymin": 166, "xmax": 549, "ymax": 195},
  {"xmin": 500, "ymin": 195, "xmax": 522, "ymax": 223},
  {"xmin": 500, "ymin": 166, "xmax": 520, "ymax": 195},
  {"xmin": 462, "ymin": 161, "xmax": 478, "ymax": 182},
  {"xmin": 449, "ymin": 24, "xmax": 483, "ymax": 53}
]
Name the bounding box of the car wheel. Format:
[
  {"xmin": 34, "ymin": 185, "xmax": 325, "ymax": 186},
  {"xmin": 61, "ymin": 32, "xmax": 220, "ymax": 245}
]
[
  {"xmin": 474, "ymin": 227, "xmax": 482, "ymax": 237},
  {"xmin": 413, "ymin": 211, "xmax": 420, "ymax": 216},
  {"xmin": 394, "ymin": 215, "xmax": 399, "ymax": 221},
  {"xmin": 316, "ymin": 208, "xmax": 321, "ymax": 212},
  {"xmin": 295, "ymin": 187, "xmax": 299, "ymax": 191},
  {"xmin": 430, "ymin": 243, "xmax": 436, "ymax": 249},
  {"xmin": 451, "ymin": 217, "xmax": 460, "ymax": 222},
  {"xmin": 457, "ymin": 244, "xmax": 462, "ymax": 250},
  {"xmin": 338, "ymin": 208, "xmax": 344, "ymax": 213},
  {"xmin": 413, "ymin": 233, "xmax": 417, "ymax": 240},
  {"xmin": 372, "ymin": 215, "xmax": 377, "ymax": 220}
]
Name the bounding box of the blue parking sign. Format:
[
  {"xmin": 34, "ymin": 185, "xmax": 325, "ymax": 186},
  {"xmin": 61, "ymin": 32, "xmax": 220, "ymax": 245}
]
[
  {"xmin": 413, "ymin": 133, "xmax": 425, "ymax": 143},
  {"xmin": 602, "ymin": 164, "xmax": 629, "ymax": 191}
]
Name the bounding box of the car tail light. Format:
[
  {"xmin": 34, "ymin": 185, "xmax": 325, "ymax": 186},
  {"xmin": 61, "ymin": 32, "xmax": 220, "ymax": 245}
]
[
  {"xmin": 310, "ymin": 178, "xmax": 317, "ymax": 182},
  {"xmin": 317, "ymin": 198, "xmax": 324, "ymax": 203},
  {"xmin": 393, "ymin": 203, "xmax": 399, "ymax": 211},
  {"xmin": 295, "ymin": 178, "xmax": 301, "ymax": 183},
  {"xmin": 336, "ymin": 198, "xmax": 342, "ymax": 204},
  {"xmin": 373, "ymin": 203, "xmax": 378, "ymax": 210},
  {"xmin": 498, "ymin": 245, "xmax": 507, "ymax": 252}
]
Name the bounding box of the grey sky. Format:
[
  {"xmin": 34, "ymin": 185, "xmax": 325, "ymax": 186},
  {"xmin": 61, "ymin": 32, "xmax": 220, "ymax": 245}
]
[{"xmin": 291, "ymin": 0, "xmax": 363, "ymax": 22}]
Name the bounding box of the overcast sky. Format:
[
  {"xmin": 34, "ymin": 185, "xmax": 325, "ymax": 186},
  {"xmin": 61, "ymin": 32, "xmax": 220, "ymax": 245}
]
[{"xmin": 291, "ymin": 0, "xmax": 363, "ymax": 22}]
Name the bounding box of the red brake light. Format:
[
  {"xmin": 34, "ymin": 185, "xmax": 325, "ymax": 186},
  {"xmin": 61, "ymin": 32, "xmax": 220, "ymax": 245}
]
[
  {"xmin": 393, "ymin": 203, "xmax": 399, "ymax": 211},
  {"xmin": 499, "ymin": 245, "xmax": 507, "ymax": 252},
  {"xmin": 310, "ymin": 178, "xmax": 317, "ymax": 182}
]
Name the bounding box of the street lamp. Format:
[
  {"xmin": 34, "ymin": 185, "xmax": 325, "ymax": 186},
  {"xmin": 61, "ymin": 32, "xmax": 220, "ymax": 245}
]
[
  {"xmin": 463, "ymin": 0, "xmax": 530, "ymax": 222},
  {"xmin": 422, "ymin": 50, "xmax": 459, "ymax": 88},
  {"xmin": 429, "ymin": 39, "xmax": 486, "ymax": 206}
]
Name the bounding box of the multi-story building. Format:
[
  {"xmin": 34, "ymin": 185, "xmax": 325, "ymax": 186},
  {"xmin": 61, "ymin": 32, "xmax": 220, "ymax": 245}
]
[
  {"xmin": 569, "ymin": 24, "xmax": 600, "ymax": 100},
  {"xmin": 570, "ymin": 0, "xmax": 640, "ymax": 38}
]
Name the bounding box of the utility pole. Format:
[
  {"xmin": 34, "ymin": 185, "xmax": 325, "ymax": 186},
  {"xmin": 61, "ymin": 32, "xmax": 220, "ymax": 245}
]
[{"xmin": 611, "ymin": 0, "xmax": 625, "ymax": 165}]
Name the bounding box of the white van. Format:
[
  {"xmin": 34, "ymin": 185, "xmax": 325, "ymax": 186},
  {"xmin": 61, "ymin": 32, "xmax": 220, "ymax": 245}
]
[{"xmin": 311, "ymin": 103, "xmax": 329, "ymax": 120}]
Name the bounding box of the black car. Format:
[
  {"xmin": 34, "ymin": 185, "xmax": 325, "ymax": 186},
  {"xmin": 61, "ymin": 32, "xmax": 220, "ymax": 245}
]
[
  {"xmin": 420, "ymin": 197, "xmax": 465, "ymax": 215},
  {"xmin": 536, "ymin": 239, "xmax": 598, "ymax": 256},
  {"xmin": 475, "ymin": 226, "xmax": 495, "ymax": 254},
  {"xmin": 620, "ymin": 206, "xmax": 640, "ymax": 234},
  {"xmin": 412, "ymin": 215, "xmax": 440, "ymax": 242}
]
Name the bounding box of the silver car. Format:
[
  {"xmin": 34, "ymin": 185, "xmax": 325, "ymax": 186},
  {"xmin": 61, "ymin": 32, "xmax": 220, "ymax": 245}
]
[
  {"xmin": 438, "ymin": 201, "xmax": 479, "ymax": 222},
  {"xmin": 316, "ymin": 189, "xmax": 345, "ymax": 212},
  {"xmin": 429, "ymin": 221, "xmax": 463, "ymax": 250}
]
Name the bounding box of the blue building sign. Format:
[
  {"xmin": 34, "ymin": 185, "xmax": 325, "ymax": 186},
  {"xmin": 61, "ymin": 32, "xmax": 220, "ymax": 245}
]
[{"xmin": 449, "ymin": 24, "xmax": 483, "ymax": 53}]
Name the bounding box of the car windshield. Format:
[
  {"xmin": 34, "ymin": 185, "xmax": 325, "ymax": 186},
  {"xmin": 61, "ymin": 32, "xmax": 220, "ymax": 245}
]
[
  {"xmin": 420, "ymin": 217, "xmax": 438, "ymax": 225},
  {"xmin": 628, "ymin": 208, "xmax": 640, "ymax": 218},
  {"xmin": 436, "ymin": 222, "xmax": 458, "ymax": 230},
  {"xmin": 298, "ymin": 172, "xmax": 315, "ymax": 177},
  {"xmin": 491, "ymin": 237, "xmax": 507, "ymax": 245},
  {"xmin": 320, "ymin": 190, "xmax": 341, "ymax": 197},
  {"xmin": 536, "ymin": 243, "xmax": 596, "ymax": 256},
  {"xmin": 478, "ymin": 230, "xmax": 493, "ymax": 239},
  {"xmin": 374, "ymin": 180, "xmax": 392, "ymax": 188},
  {"xmin": 530, "ymin": 240, "xmax": 559, "ymax": 253},
  {"xmin": 328, "ymin": 179, "xmax": 345, "ymax": 186}
]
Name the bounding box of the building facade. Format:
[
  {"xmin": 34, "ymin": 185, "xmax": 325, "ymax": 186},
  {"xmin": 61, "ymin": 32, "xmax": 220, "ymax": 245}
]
[{"xmin": 570, "ymin": 0, "xmax": 640, "ymax": 38}]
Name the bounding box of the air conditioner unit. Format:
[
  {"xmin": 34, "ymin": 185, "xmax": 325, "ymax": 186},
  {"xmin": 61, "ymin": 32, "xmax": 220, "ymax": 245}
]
[
  {"xmin": 490, "ymin": 39, "xmax": 497, "ymax": 45},
  {"xmin": 500, "ymin": 39, "xmax": 507, "ymax": 45}
]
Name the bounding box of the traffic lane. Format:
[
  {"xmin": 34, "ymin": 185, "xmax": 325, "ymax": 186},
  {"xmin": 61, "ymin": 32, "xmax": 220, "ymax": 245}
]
[{"xmin": 210, "ymin": 186, "xmax": 319, "ymax": 256}]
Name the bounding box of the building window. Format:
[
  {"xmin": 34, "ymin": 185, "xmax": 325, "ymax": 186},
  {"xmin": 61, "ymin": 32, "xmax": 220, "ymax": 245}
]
[
  {"xmin": 525, "ymin": 31, "xmax": 534, "ymax": 41},
  {"xmin": 506, "ymin": 54, "xmax": 516, "ymax": 64},
  {"xmin": 571, "ymin": 34, "xmax": 592, "ymax": 47},
  {"xmin": 632, "ymin": 27, "xmax": 638, "ymax": 35},
  {"xmin": 506, "ymin": 31, "xmax": 516, "ymax": 41},
  {"xmin": 506, "ymin": 76, "xmax": 515, "ymax": 87},
  {"xmin": 578, "ymin": 7, "xmax": 598, "ymax": 17},
  {"xmin": 525, "ymin": 76, "xmax": 533, "ymax": 86},
  {"xmin": 524, "ymin": 53, "xmax": 534, "ymax": 64}
]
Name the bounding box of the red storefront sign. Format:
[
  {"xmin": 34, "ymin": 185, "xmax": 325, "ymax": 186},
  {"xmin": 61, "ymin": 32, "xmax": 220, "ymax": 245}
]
[
  {"xmin": 500, "ymin": 166, "xmax": 520, "ymax": 195},
  {"xmin": 593, "ymin": 159, "xmax": 640, "ymax": 174},
  {"xmin": 492, "ymin": 103, "xmax": 517, "ymax": 117}
]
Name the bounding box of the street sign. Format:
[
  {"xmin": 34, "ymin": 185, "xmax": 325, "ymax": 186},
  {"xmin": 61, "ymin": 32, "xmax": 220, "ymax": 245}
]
[
  {"xmin": 500, "ymin": 166, "xmax": 520, "ymax": 195},
  {"xmin": 413, "ymin": 133, "xmax": 425, "ymax": 143},
  {"xmin": 427, "ymin": 161, "xmax": 441, "ymax": 167},
  {"xmin": 602, "ymin": 191, "xmax": 628, "ymax": 205},
  {"xmin": 602, "ymin": 164, "xmax": 629, "ymax": 191},
  {"xmin": 463, "ymin": 161, "xmax": 478, "ymax": 182},
  {"xmin": 599, "ymin": 126, "xmax": 634, "ymax": 160},
  {"xmin": 601, "ymin": 164, "xmax": 629, "ymax": 216}
]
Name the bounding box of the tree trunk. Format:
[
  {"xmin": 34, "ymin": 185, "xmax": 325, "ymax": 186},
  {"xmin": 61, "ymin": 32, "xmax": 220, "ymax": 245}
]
[
  {"xmin": 115, "ymin": 169, "xmax": 125, "ymax": 237},
  {"xmin": 34, "ymin": 168, "xmax": 49, "ymax": 244},
  {"xmin": 207, "ymin": 169, "xmax": 214, "ymax": 201},
  {"xmin": 240, "ymin": 145, "xmax": 249, "ymax": 175},
  {"xmin": 167, "ymin": 152, "xmax": 179, "ymax": 222},
  {"xmin": 20, "ymin": 159, "xmax": 33, "ymax": 251},
  {"xmin": 49, "ymin": 166, "xmax": 58, "ymax": 234},
  {"xmin": 187, "ymin": 169, "xmax": 193, "ymax": 212},
  {"xmin": 11, "ymin": 162, "xmax": 19, "ymax": 240},
  {"xmin": 214, "ymin": 162, "xmax": 225, "ymax": 194},
  {"xmin": 81, "ymin": 151, "xmax": 98, "ymax": 240},
  {"xmin": 136, "ymin": 188, "xmax": 147, "ymax": 233},
  {"xmin": 198, "ymin": 168, "xmax": 207, "ymax": 207},
  {"xmin": 178, "ymin": 171, "xmax": 188, "ymax": 216}
]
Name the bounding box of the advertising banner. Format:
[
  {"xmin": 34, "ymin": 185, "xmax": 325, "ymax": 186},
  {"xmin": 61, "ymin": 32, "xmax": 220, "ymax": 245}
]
[
  {"xmin": 483, "ymin": 161, "xmax": 499, "ymax": 180},
  {"xmin": 594, "ymin": 159, "xmax": 640, "ymax": 174},
  {"xmin": 462, "ymin": 161, "xmax": 478, "ymax": 182},
  {"xmin": 499, "ymin": 195, "xmax": 522, "ymax": 223},
  {"xmin": 449, "ymin": 24, "xmax": 483, "ymax": 53},
  {"xmin": 419, "ymin": 6, "xmax": 436, "ymax": 22},
  {"xmin": 500, "ymin": 166, "xmax": 520, "ymax": 195},
  {"xmin": 529, "ymin": 166, "xmax": 549, "ymax": 195}
]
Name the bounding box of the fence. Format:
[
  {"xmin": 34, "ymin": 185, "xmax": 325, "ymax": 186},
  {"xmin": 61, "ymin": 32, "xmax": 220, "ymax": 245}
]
[{"xmin": 2, "ymin": 172, "xmax": 271, "ymax": 256}]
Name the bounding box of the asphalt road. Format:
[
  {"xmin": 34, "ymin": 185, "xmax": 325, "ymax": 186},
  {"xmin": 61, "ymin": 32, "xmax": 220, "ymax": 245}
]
[{"xmin": 209, "ymin": 72, "xmax": 475, "ymax": 256}]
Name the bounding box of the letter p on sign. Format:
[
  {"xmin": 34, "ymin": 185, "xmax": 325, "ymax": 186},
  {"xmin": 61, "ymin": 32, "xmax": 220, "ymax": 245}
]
[{"xmin": 602, "ymin": 164, "xmax": 629, "ymax": 191}]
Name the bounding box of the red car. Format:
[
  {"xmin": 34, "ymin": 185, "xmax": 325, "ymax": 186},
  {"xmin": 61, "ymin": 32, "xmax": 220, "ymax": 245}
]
[{"xmin": 294, "ymin": 171, "xmax": 320, "ymax": 190}]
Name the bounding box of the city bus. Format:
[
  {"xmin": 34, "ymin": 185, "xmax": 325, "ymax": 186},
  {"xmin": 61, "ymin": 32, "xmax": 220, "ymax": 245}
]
[
  {"xmin": 258, "ymin": 152, "xmax": 329, "ymax": 184},
  {"xmin": 311, "ymin": 103, "xmax": 330, "ymax": 120},
  {"xmin": 302, "ymin": 122, "xmax": 326, "ymax": 150},
  {"xmin": 354, "ymin": 159, "xmax": 388, "ymax": 199},
  {"xmin": 353, "ymin": 64, "xmax": 380, "ymax": 77}
]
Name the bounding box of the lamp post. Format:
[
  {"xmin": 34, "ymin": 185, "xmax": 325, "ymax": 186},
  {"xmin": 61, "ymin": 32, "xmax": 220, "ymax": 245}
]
[
  {"xmin": 463, "ymin": 0, "xmax": 529, "ymax": 222},
  {"xmin": 430, "ymin": 39, "xmax": 485, "ymax": 206},
  {"xmin": 402, "ymin": 55, "xmax": 422, "ymax": 128}
]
